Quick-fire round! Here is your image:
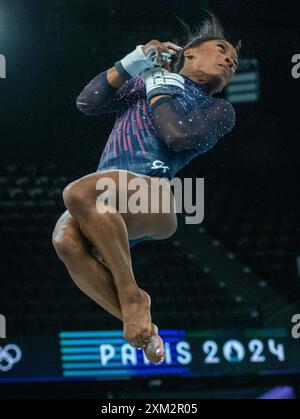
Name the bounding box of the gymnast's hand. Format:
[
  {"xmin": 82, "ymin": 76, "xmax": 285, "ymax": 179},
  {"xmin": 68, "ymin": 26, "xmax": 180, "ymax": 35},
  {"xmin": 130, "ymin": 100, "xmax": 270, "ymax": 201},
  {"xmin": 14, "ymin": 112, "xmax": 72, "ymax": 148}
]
[
  {"xmin": 142, "ymin": 40, "xmax": 183, "ymax": 71},
  {"xmin": 115, "ymin": 40, "xmax": 182, "ymax": 78}
]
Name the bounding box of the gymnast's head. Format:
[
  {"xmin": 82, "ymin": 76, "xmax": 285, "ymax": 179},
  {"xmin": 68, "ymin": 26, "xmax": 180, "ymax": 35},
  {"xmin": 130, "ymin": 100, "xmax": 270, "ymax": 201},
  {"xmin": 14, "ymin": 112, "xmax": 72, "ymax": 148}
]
[{"xmin": 173, "ymin": 13, "xmax": 241, "ymax": 95}]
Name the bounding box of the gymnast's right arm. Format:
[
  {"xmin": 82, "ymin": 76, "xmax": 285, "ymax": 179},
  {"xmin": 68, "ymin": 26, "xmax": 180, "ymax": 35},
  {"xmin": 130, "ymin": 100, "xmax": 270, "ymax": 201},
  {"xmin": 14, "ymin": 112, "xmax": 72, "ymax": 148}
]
[
  {"xmin": 75, "ymin": 68, "xmax": 127, "ymax": 116},
  {"xmin": 76, "ymin": 41, "xmax": 181, "ymax": 116}
]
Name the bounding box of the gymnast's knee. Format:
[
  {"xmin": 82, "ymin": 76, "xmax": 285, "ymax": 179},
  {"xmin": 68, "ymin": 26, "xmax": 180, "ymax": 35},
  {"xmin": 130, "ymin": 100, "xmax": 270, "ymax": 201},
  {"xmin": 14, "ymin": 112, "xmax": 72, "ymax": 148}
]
[
  {"xmin": 159, "ymin": 224, "xmax": 178, "ymax": 240},
  {"xmin": 152, "ymin": 214, "xmax": 178, "ymax": 240},
  {"xmin": 52, "ymin": 222, "xmax": 83, "ymax": 262},
  {"xmin": 63, "ymin": 181, "xmax": 93, "ymax": 218}
]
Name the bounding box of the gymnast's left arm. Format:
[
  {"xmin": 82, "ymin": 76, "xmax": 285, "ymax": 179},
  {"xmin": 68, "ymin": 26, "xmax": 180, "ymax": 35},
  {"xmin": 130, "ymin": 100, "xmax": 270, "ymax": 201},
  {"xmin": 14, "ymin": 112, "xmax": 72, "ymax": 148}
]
[
  {"xmin": 151, "ymin": 96, "xmax": 236, "ymax": 153},
  {"xmin": 142, "ymin": 68, "xmax": 236, "ymax": 153}
]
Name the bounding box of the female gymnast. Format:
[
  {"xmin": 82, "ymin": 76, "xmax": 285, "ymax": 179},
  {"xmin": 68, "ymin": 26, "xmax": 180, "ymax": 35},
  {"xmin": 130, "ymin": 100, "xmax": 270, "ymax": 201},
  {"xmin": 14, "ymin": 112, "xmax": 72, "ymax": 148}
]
[{"xmin": 53, "ymin": 14, "xmax": 240, "ymax": 365}]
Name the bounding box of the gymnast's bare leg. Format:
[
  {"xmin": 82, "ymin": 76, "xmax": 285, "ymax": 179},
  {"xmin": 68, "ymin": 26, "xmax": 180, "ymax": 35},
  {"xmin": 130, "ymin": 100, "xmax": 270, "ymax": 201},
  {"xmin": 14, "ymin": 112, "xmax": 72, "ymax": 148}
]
[
  {"xmin": 53, "ymin": 171, "xmax": 177, "ymax": 363},
  {"xmin": 53, "ymin": 210, "xmax": 165, "ymax": 363}
]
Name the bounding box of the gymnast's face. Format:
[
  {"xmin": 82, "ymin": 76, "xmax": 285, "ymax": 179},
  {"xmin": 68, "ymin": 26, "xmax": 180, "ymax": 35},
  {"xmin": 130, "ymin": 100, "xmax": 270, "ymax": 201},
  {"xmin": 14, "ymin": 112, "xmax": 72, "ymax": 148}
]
[{"xmin": 180, "ymin": 39, "xmax": 238, "ymax": 94}]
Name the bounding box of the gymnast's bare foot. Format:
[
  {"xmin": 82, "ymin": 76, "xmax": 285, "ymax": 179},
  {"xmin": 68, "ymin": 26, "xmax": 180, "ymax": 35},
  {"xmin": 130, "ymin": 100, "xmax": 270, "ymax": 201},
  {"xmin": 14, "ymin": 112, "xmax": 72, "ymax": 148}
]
[
  {"xmin": 143, "ymin": 323, "xmax": 165, "ymax": 365},
  {"xmin": 122, "ymin": 290, "xmax": 152, "ymax": 349}
]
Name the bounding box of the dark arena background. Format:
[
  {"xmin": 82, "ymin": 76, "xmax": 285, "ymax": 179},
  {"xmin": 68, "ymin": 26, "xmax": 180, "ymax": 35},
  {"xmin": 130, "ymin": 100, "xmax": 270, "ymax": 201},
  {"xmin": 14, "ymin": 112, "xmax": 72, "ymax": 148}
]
[{"xmin": 1, "ymin": 0, "xmax": 300, "ymax": 402}]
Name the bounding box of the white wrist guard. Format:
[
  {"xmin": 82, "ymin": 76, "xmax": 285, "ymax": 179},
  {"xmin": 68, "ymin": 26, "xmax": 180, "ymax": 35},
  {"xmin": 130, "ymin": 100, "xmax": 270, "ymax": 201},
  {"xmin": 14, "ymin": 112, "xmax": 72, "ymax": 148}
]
[
  {"xmin": 141, "ymin": 67, "xmax": 185, "ymax": 101},
  {"xmin": 115, "ymin": 45, "xmax": 172, "ymax": 79}
]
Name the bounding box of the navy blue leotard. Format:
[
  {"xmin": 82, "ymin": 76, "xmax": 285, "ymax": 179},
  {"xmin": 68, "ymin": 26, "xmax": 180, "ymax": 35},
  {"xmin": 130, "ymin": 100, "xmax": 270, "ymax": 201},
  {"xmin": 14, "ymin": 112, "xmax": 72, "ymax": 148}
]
[{"xmin": 76, "ymin": 70, "xmax": 236, "ymax": 246}]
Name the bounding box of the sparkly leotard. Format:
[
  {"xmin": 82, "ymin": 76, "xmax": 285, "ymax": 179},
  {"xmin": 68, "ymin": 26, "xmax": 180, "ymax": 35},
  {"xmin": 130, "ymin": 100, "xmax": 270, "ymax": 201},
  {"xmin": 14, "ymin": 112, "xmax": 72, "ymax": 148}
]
[
  {"xmin": 76, "ymin": 71, "xmax": 236, "ymax": 246},
  {"xmin": 76, "ymin": 71, "xmax": 236, "ymax": 181}
]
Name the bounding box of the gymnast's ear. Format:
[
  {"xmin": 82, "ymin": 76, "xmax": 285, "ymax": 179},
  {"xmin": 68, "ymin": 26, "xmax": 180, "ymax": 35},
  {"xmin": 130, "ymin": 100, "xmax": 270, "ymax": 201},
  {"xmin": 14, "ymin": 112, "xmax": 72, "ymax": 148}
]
[{"xmin": 183, "ymin": 48, "xmax": 194, "ymax": 60}]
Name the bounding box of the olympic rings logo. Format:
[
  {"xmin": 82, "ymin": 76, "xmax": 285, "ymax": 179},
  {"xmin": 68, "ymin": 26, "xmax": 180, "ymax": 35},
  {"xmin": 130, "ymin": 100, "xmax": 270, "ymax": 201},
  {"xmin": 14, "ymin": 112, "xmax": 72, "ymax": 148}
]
[{"xmin": 0, "ymin": 344, "xmax": 22, "ymax": 372}]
